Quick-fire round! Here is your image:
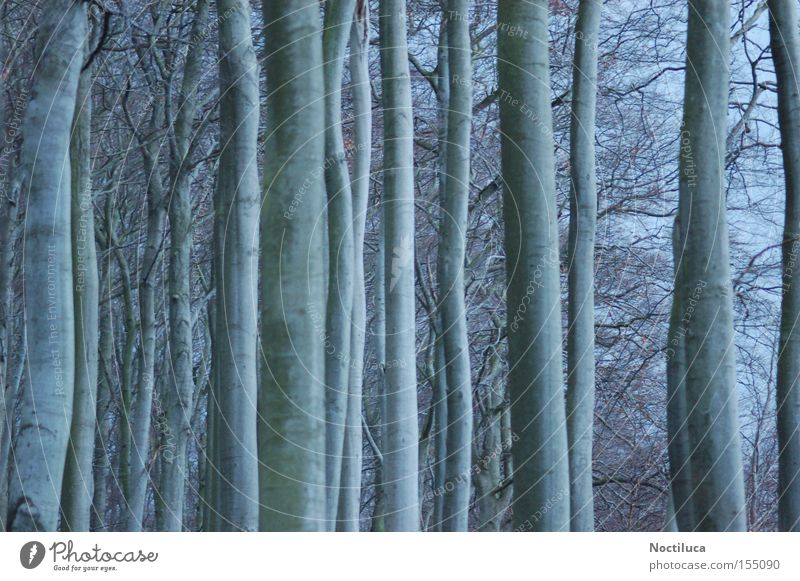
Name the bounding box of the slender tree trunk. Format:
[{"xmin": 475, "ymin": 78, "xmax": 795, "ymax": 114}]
[
  {"xmin": 498, "ymin": 0, "xmax": 571, "ymax": 532},
  {"xmin": 127, "ymin": 124, "xmax": 166, "ymax": 531},
  {"xmin": 565, "ymin": 0, "xmax": 601, "ymax": 533},
  {"xmin": 677, "ymin": 0, "xmax": 746, "ymax": 531},
  {"xmin": 337, "ymin": 1, "xmax": 371, "ymax": 531},
  {"xmin": 438, "ymin": 0, "xmax": 473, "ymax": 532},
  {"xmin": 379, "ymin": 0, "xmax": 420, "ymax": 532},
  {"xmin": 768, "ymin": 0, "xmax": 800, "ymax": 533},
  {"xmin": 431, "ymin": 21, "xmax": 449, "ymax": 533},
  {"xmin": 214, "ymin": 0, "xmax": 260, "ymax": 532},
  {"xmin": 666, "ymin": 216, "xmax": 695, "ymax": 530},
  {"xmin": 0, "ymin": 58, "xmax": 20, "ymax": 531},
  {"xmin": 322, "ymin": 0, "xmax": 357, "ymax": 529},
  {"xmin": 91, "ymin": 274, "xmax": 114, "ymax": 531},
  {"xmin": 7, "ymin": 0, "xmax": 85, "ymax": 531},
  {"xmin": 370, "ymin": 215, "xmax": 387, "ymax": 532},
  {"xmin": 258, "ymin": 0, "xmax": 327, "ymax": 531},
  {"xmin": 159, "ymin": 0, "xmax": 209, "ymax": 531},
  {"xmin": 61, "ymin": 60, "xmax": 99, "ymax": 532}
]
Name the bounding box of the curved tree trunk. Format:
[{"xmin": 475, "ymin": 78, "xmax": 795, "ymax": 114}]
[
  {"xmin": 322, "ymin": 0, "xmax": 357, "ymax": 529},
  {"xmin": 498, "ymin": 0, "xmax": 571, "ymax": 532},
  {"xmin": 379, "ymin": 0, "xmax": 420, "ymax": 532},
  {"xmin": 565, "ymin": 0, "xmax": 601, "ymax": 533},
  {"xmin": 214, "ymin": 0, "xmax": 260, "ymax": 531},
  {"xmin": 61, "ymin": 59, "xmax": 99, "ymax": 532},
  {"xmin": 768, "ymin": 0, "xmax": 800, "ymax": 533},
  {"xmin": 258, "ymin": 0, "xmax": 327, "ymax": 532},
  {"xmin": 438, "ymin": 0, "xmax": 473, "ymax": 532},
  {"xmin": 677, "ymin": 0, "xmax": 746, "ymax": 531},
  {"xmin": 337, "ymin": 1, "xmax": 371, "ymax": 532},
  {"xmin": 7, "ymin": 0, "xmax": 85, "ymax": 531}
]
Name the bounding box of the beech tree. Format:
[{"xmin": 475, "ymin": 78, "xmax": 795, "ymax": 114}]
[
  {"xmin": 379, "ymin": 0, "xmax": 420, "ymax": 532},
  {"xmin": 674, "ymin": 0, "xmax": 746, "ymax": 531},
  {"xmin": 768, "ymin": 0, "xmax": 800, "ymax": 533},
  {"xmin": 214, "ymin": 0, "xmax": 260, "ymax": 531},
  {"xmin": 322, "ymin": 0, "xmax": 357, "ymax": 529},
  {"xmin": 258, "ymin": 0, "xmax": 327, "ymax": 532},
  {"xmin": 438, "ymin": 0, "xmax": 473, "ymax": 532},
  {"xmin": 498, "ymin": 0, "xmax": 571, "ymax": 531},
  {"xmin": 565, "ymin": 0, "xmax": 601, "ymax": 532},
  {"xmin": 7, "ymin": 0, "xmax": 86, "ymax": 532},
  {"xmin": 61, "ymin": 53, "xmax": 99, "ymax": 533}
]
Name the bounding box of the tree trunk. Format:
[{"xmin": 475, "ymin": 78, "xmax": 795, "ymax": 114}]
[
  {"xmin": 379, "ymin": 0, "xmax": 420, "ymax": 532},
  {"xmin": 337, "ymin": 1, "xmax": 371, "ymax": 532},
  {"xmin": 565, "ymin": 0, "xmax": 601, "ymax": 533},
  {"xmin": 7, "ymin": 0, "xmax": 85, "ymax": 531},
  {"xmin": 159, "ymin": 0, "xmax": 209, "ymax": 531},
  {"xmin": 677, "ymin": 0, "xmax": 746, "ymax": 531},
  {"xmin": 127, "ymin": 113, "xmax": 166, "ymax": 530},
  {"xmin": 666, "ymin": 216, "xmax": 695, "ymax": 530},
  {"xmin": 438, "ymin": 0, "xmax": 473, "ymax": 532},
  {"xmin": 431, "ymin": 21, "xmax": 449, "ymax": 533},
  {"xmin": 322, "ymin": 0, "xmax": 357, "ymax": 529},
  {"xmin": 768, "ymin": 0, "xmax": 800, "ymax": 533},
  {"xmin": 497, "ymin": 0, "xmax": 571, "ymax": 532},
  {"xmin": 61, "ymin": 60, "xmax": 99, "ymax": 532},
  {"xmin": 258, "ymin": 0, "xmax": 327, "ymax": 532},
  {"xmin": 214, "ymin": 0, "xmax": 260, "ymax": 532}
]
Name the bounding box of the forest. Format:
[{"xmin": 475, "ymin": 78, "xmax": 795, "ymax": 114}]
[{"xmin": 0, "ymin": 0, "xmax": 798, "ymax": 533}]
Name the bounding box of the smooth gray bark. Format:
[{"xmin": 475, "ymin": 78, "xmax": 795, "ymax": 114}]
[
  {"xmin": 7, "ymin": 0, "xmax": 85, "ymax": 531},
  {"xmin": 565, "ymin": 0, "xmax": 601, "ymax": 533},
  {"xmin": 159, "ymin": 0, "xmax": 209, "ymax": 532},
  {"xmin": 768, "ymin": 0, "xmax": 800, "ymax": 533},
  {"xmin": 666, "ymin": 216, "xmax": 696, "ymax": 530},
  {"xmin": 677, "ymin": 0, "xmax": 746, "ymax": 531},
  {"xmin": 259, "ymin": 0, "xmax": 327, "ymax": 531},
  {"xmin": 215, "ymin": 0, "xmax": 260, "ymax": 531},
  {"xmin": 431, "ymin": 21, "xmax": 449, "ymax": 533},
  {"xmin": 498, "ymin": 0, "xmax": 571, "ymax": 532},
  {"xmin": 337, "ymin": 1, "xmax": 371, "ymax": 532},
  {"xmin": 379, "ymin": 0, "xmax": 420, "ymax": 532},
  {"xmin": 322, "ymin": 0, "xmax": 357, "ymax": 529},
  {"xmin": 61, "ymin": 62, "xmax": 99, "ymax": 532},
  {"xmin": 438, "ymin": 0, "xmax": 473, "ymax": 532}
]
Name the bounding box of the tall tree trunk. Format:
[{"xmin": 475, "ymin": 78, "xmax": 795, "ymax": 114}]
[
  {"xmin": 379, "ymin": 0, "xmax": 420, "ymax": 532},
  {"xmin": 7, "ymin": 0, "xmax": 85, "ymax": 531},
  {"xmin": 370, "ymin": 212, "xmax": 388, "ymax": 532},
  {"xmin": 565, "ymin": 0, "xmax": 601, "ymax": 533},
  {"xmin": 438, "ymin": 0, "xmax": 473, "ymax": 532},
  {"xmin": 258, "ymin": 0, "xmax": 327, "ymax": 532},
  {"xmin": 61, "ymin": 60, "xmax": 99, "ymax": 532},
  {"xmin": 666, "ymin": 216, "xmax": 695, "ymax": 530},
  {"xmin": 677, "ymin": 0, "xmax": 746, "ymax": 531},
  {"xmin": 322, "ymin": 0, "xmax": 357, "ymax": 529},
  {"xmin": 91, "ymin": 274, "xmax": 114, "ymax": 531},
  {"xmin": 127, "ymin": 113, "xmax": 166, "ymax": 531},
  {"xmin": 0, "ymin": 46, "xmax": 20, "ymax": 531},
  {"xmin": 497, "ymin": 0, "xmax": 571, "ymax": 532},
  {"xmin": 159, "ymin": 0, "xmax": 209, "ymax": 531},
  {"xmin": 431, "ymin": 20, "xmax": 449, "ymax": 533},
  {"xmin": 214, "ymin": 0, "xmax": 260, "ymax": 532},
  {"xmin": 768, "ymin": 0, "xmax": 800, "ymax": 533},
  {"xmin": 337, "ymin": 1, "xmax": 371, "ymax": 532}
]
